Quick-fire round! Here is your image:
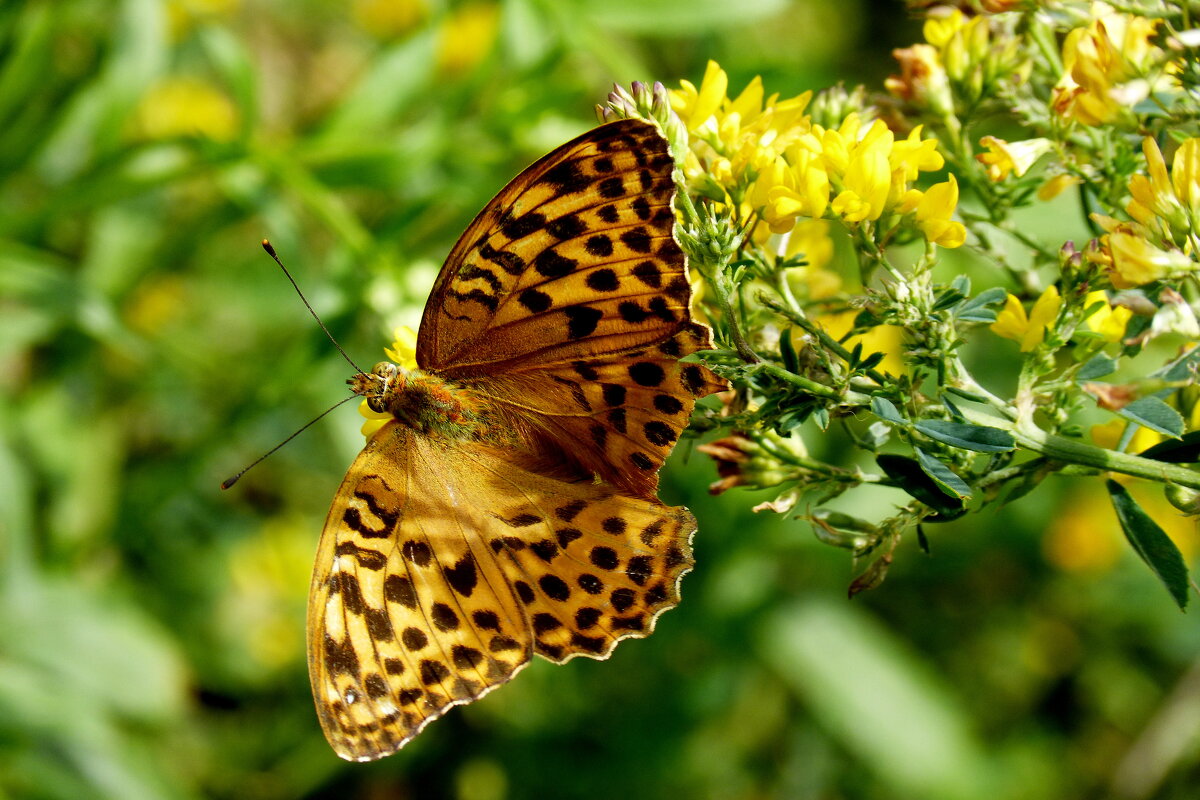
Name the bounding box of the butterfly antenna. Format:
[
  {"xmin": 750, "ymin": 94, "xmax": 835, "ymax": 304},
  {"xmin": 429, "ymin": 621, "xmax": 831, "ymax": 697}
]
[
  {"xmin": 221, "ymin": 394, "xmax": 359, "ymax": 489},
  {"xmin": 261, "ymin": 239, "xmax": 367, "ymax": 376}
]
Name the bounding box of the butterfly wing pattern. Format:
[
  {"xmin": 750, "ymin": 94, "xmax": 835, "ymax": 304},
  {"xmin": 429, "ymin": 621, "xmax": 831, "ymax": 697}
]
[{"xmin": 307, "ymin": 118, "xmax": 727, "ymax": 761}]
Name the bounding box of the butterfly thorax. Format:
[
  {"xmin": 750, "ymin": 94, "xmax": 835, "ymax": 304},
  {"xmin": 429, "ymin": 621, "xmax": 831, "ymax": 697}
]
[{"xmin": 350, "ymin": 362, "xmax": 485, "ymax": 439}]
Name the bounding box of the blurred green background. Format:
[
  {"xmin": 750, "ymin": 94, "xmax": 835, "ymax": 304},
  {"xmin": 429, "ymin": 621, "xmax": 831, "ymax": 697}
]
[{"xmin": 2, "ymin": 1, "xmax": 1199, "ymax": 798}]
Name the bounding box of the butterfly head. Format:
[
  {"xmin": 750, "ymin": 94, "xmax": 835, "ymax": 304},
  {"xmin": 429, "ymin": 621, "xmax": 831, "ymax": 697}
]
[{"xmin": 349, "ymin": 362, "xmax": 406, "ymax": 414}]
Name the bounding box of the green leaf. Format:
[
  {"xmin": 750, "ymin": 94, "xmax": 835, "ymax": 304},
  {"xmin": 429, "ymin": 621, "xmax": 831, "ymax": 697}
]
[
  {"xmin": 943, "ymin": 385, "xmax": 991, "ymax": 404},
  {"xmin": 1155, "ymin": 344, "xmax": 1200, "ymax": 382},
  {"xmin": 1106, "ymin": 480, "xmax": 1191, "ymax": 610},
  {"xmin": 872, "ymin": 397, "xmax": 904, "ymax": 424},
  {"xmin": 1138, "ymin": 431, "xmax": 1200, "ymax": 463},
  {"xmin": 1077, "ymin": 354, "xmax": 1119, "ymax": 381},
  {"xmin": 779, "ymin": 327, "xmax": 799, "ymax": 373},
  {"xmin": 932, "ymin": 285, "xmax": 967, "ymax": 311},
  {"xmin": 1117, "ymin": 397, "xmax": 1184, "ymax": 438},
  {"xmin": 956, "ymin": 287, "xmax": 1008, "ymax": 323},
  {"xmin": 876, "ymin": 454, "xmax": 967, "ymax": 519},
  {"xmin": 914, "ymin": 420, "xmax": 1015, "ymax": 453},
  {"xmin": 759, "ymin": 600, "xmax": 990, "ymax": 799},
  {"xmin": 914, "ymin": 448, "xmax": 973, "ymax": 499},
  {"xmin": 916, "ymin": 524, "xmax": 931, "ymax": 554}
]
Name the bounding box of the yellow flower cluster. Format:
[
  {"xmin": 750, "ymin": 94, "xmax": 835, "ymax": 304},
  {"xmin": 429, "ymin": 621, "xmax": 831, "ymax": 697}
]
[
  {"xmin": 1095, "ymin": 137, "xmax": 1200, "ymax": 288},
  {"xmin": 991, "ymin": 287, "xmax": 1131, "ymax": 350},
  {"xmin": 1052, "ymin": 3, "xmax": 1163, "ymax": 126},
  {"xmin": 671, "ymin": 61, "xmax": 965, "ymax": 249}
]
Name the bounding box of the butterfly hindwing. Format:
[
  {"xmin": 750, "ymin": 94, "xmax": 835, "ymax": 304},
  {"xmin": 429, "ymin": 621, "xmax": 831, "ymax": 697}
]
[
  {"xmin": 417, "ymin": 118, "xmax": 689, "ymax": 374},
  {"xmin": 309, "ymin": 422, "xmax": 698, "ymax": 761}
]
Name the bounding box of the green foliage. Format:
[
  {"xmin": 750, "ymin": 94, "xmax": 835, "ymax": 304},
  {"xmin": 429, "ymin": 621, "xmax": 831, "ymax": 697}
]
[{"xmin": 3, "ymin": 1, "xmax": 1200, "ymax": 799}]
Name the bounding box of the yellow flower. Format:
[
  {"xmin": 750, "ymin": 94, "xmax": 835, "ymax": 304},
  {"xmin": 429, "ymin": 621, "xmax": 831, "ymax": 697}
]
[
  {"xmin": 911, "ymin": 175, "xmax": 966, "ymax": 248},
  {"xmin": 360, "ymin": 326, "xmax": 419, "ymax": 439},
  {"xmin": 1037, "ymin": 174, "xmax": 1082, "ymax": 201},
  {"xmin": 827, "ymin": 118, "xmax": 892, "ymax": 223},
  {"xmin": 1108, "ymin": 230, "xmax": 1193, "ymax": 288},
  {"xmin": 1082, "ymin": 291, "xmax": 1131, "ymax": 342},
  {"xmin": 353, "ymin": 0, "xmax": 425, "ymax": 38},
  {"xmin": 385, "ymin": 325, "xmax": 419, "ymax": 367},
  {"xmin": 890, "ymin": 125, "xmax": 944, "ymax": 183},
  {"xmin": 670, "ymin": 61, "xmax": 813, "ymax": 217},
  {"xmin": 1127, "ymin": 137, "xmax": 1200, "ymax": 244},
  {"xmin": 991, "ymin": 286, "xmax": 1061, "ymax": 351},
  {"xmin": 976, "ymin": 136, "xmax": 1051, "ymax": 181},
  {"xmin": 437, "ymin": 2, "xmax": 499, "ymax": 74},
  {"xmin": 134, "ymin": 77, "xmax": 238, "ymax": 141},
  {"xmin": 672, "ymin": 60, "xmax": 730, "ymax": 133}
]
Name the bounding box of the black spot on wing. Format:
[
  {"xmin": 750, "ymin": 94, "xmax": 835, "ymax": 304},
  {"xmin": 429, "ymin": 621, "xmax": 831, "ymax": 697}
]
[{"xmin": 564, "ymin": 306, "xmax": 603, "ymax": 339}]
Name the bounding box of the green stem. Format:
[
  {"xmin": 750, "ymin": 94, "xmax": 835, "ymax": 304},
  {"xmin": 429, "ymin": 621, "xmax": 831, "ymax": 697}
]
[
  {"xmin": 755, "ymin": 363, "xmax": 872, "ymax": 405},
  {"xmin": 759, "ymin": 294, "xmax": 889, "ymax": 386},
  {"xmin": 958, "ymin": 407, "xmax": 1200, "ymax": 489}
]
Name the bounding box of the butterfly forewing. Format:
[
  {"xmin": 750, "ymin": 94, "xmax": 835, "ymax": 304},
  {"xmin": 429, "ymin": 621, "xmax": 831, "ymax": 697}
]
[
  {"xmin": 472, "ymin": 323, "xmax": 728, "ymax": 499},
  {"xmin": 417, "ymin": 118, "xmax": 689, "ymax": 374},
  {"xmin": 309, "ymin": 422, "xmax": 697, "ymax": 761}
]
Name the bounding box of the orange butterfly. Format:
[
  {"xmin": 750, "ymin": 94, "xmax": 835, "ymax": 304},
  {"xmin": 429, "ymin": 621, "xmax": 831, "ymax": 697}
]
[{"xmin": 310, "ymin": 118, "xmax": 727, "ymax": 761}]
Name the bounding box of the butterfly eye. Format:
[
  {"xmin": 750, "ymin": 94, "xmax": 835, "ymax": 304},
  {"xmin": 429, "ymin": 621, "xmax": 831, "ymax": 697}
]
[{"xmin": 367, "ymin": 396, "xmax": 388, "ymax": 414}]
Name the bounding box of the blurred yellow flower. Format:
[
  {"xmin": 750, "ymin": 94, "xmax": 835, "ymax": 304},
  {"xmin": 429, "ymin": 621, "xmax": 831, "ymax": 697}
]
[
  {"xmin": 437, "ymin": 2, "xmax": 499, "ymax": 74},
  {"xmin": 1082, "ymin": 290, "xmax": 1131, "ymax": 342},
  {"xmin": 991, "ymin": 285, "xmax": 1061, "ymax": 351},
  {"xmin": 1053, "ymin": 5, "xmax": 1162, "ymax": 126},
  {"xmin": 353, "ymin": 0, "xmax": 426, "ymax": 38},
  {"xmin": 1045, "ymin": 480, "xmax": 1196, "ymax": 571},
  {"xmin": 1089, "ymin": 418, "xmax": 1163, "ymax": 453},
  {"xmin": 1044, "ymin": 487, "xmax": 1123, "ymax": 572},
  {"xmin": 135, "ymin": 77, "xmax": 238, "ymax": 141},
  {"xmin": 821, "ymin": 311, "xmax": 907, "ymax": 376},
  {"xmin": 225, "ymin": 517, "xmax": 312, "ymax": 670},
  {"xmin": 886, "ymin": 44, "xmax": 952, "ymax": 115},
  {"xmin": 1037, "ymin": 173, "xmax": 1082, "ymax": 201},
  {"xmin": 922, "ymin": 8, "xmax": 968, "ymax": 49},
  {"xmin": 783, "ymin": 220, "xmax": 840, "ymax": 300},
  {"xmin": 360, "ymin": 326, "xmax": 419, "ymax": 439},
  {"xmin": 976, "ymin": 136, "xmax": 1051, "ymax": 181}
]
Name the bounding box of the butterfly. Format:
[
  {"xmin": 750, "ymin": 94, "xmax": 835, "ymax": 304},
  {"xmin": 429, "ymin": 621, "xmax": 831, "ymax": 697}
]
[{"xmin": 309, "ymin": 117, "xmax": 727, "ymax": 761}]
